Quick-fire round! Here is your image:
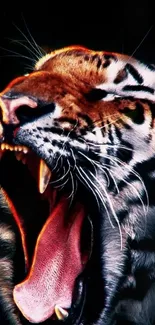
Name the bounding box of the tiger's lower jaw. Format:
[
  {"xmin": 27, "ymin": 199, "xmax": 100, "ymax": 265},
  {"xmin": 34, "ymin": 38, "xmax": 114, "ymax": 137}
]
[{"xmin": 0, "ymin": 148, "xmax": 93, "ymax": 324}]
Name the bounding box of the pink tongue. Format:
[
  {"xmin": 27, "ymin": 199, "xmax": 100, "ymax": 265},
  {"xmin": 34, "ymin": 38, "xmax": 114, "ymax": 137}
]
[{"xmin": 13, "ymin": 197, "xmax": 85, "ymax": 323}]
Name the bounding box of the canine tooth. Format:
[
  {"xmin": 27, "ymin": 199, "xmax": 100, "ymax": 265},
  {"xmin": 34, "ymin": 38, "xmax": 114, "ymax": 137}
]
[
  {"xmin": 55, "ymin": 305, "xmax": 69, "ymax": 320},
  {"xmin": 39, "ymin": 159, "xmax": 51, "ymax": 194}
]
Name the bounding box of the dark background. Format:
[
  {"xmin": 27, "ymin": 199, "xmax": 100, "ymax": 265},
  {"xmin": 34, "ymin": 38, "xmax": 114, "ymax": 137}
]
[{"xmin": 0, "ymin": 2, "xmax": 155, "ymax": 90}]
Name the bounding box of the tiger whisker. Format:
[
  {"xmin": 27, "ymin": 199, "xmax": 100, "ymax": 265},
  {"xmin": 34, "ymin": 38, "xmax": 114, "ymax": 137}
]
[
  {"xmin": 127, "ymin": 24, "xmax": 153, "ymax": 64},
  {"xmin": 94, "ymin": 161, "xmax": 119, "ymax": 194},
  {"xmin": 78, "ymin": 151, "xmax": 111, "ymax": 188},
  {"xmin": 54, "ymin": 177, "xmax": 69, "ymax": 189},
  {"xmin": 94, "ymin": 162, "xmax": 119, "ymax": 193},
  {"xmin": 12, "ymin": 22, "xmax": 42, "ymax": 61},
  {"xmin": 110, "ymin": 167, "xmax": 147, "ymax": 217},
  {"xmin": 85, "ymin": 114, "xmax": 120, "ymax": 133},
  {"xmin": 51, "ymin": 128, "xmax": 66, "ymax": 168},
  {"xmin": 89, "ymin": 170, "xmax": 123, "ymax": 250},
  {"xmin": 6, "ymin": 37, "xmax": 40, "ymax": 60},
  {"xmin": 84, "ymin": 143, "xmax": 134, "ymax": 153},
  {"xmin": 21, "ymin": 14, "xmax": 45, "ymax": 57},
  {"xmin": 77, "ymin": 166, "xmax": 115, "ymax": 229},
  {"xmin": 77, "ymin": 137, "xmax": 90, "ymax": 151},
  {"xmin": 98, "ymin": 156, "xmax": 148, "ymax": 217},
  {"xmin": 93, "ymin": 117, "xmax": 121, "ymax": 131},
  {"xmin": 90, "ymin": 113, "xmax": 120, "ymax": 127},
  {"xmin": 67, "ymin": 171, "xmax": 76, "ymax": 207},
  {"xmin": 70, "ymin": 148, "xmax": 77, "ymax": 171},
  {"xmin": 103, "ymin": 154, "xmax": 149, "ymax": 214},
  {"xmin": 51, "ymin": 162, "xmax": 70, "ymax": 184},
  {"xmin": 0, "ymin": 47, "xmax": 36, "ymax": 63},
  {"xmin": 78, "ymin": 148, "xmax": 147, "ymax": 218},
  {"xmin": 76, "ymin": 166, "xmax": 100, "ymax": 209},
  {"xmin": 54, "ymin": 124, "xmax": 78, "ymax": 170},
  {"xmin": 54, "ymin": 156, "xmax": 64, "ymax": 174}
]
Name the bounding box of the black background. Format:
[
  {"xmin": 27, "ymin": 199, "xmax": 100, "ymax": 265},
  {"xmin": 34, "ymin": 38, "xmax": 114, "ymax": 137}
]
[{"xmin": 0, "ymin": 2, "xmax": 155, "ymax": 90}]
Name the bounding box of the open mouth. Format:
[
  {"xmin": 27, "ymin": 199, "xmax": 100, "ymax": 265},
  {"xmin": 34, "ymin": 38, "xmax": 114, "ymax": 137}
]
[{"xmin": 0, "ymin": 143, "xmax": 93, "ymax": 324}]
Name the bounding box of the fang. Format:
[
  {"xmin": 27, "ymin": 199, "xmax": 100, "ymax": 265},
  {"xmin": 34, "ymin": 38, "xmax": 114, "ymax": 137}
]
[{"xmin": 55, "ymin": 305, "xmax": 69, "ymax": 320}]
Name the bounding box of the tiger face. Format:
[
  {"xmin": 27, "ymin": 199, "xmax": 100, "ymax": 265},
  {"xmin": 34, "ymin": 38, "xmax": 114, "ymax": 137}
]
[{"xmin": 0, "ymin": 46, "xmax": 155, "ymax": 325}]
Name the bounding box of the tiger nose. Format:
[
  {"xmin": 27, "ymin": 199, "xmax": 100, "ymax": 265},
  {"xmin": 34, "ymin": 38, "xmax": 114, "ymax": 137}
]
[{"xmin": 0, "ymin": 95, "xmax": 37, "ymax": 125}]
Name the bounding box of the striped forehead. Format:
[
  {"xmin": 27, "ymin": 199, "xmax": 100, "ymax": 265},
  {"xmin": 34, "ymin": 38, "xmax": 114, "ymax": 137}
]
[
  {"xmin": 35, "ymin": 46, "xmax": 132, "ymax": 72},
  {"xmin": 35, "ymin": 46, "xmax": 90, "ymax": 70}
]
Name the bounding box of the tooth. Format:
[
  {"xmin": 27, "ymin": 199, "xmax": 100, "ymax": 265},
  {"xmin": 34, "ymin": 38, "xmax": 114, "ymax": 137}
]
[
  {"xmin": 23, "ymin": 147, "xmax": 28, "ymax": 154},
  {"xmin": 39, "ymin": 159, "xmax": 51, "ymax": 194},
  {"xmin": 1, "ymin": 144, "xmax": 6, "ymax": 150},
  {"xmin": 55, "ymin": 305, "xmax": 69, "ymax": 320},
  {"xmin": 8, "ymin": 145, "xmax": 12, "ymax": 151}
]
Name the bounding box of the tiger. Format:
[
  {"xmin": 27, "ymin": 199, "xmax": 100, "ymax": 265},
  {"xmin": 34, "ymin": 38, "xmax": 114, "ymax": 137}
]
[{"xmin": 0, "ymin": 45, "xmax": 155, "ymax": 325}]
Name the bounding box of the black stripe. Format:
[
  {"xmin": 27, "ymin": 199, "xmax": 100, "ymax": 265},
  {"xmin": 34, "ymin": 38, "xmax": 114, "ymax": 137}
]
[
  {"xmin": 52, "ymin": 139, "xmax": 63, "ymax": 149},
  {"xmin": 78, "ymin": 113, "xmax": 94, "ymax": 129},
  {"xmin": 0, "ymin": 239, "xmax": 13, "ymax": 258},
  {"xmin": 84, "ymin": 55, "xmax": 89, "ymax": 61},
  {"xmin": 117, "ymin": 209, "xmax": 128, "ymax": 223},
  {"xmin": 115, "ymin": 125, "xmax": 122, "ymax": 139},
  {"xmin": 107, "ymin": 124, "xmax": 113, "ymax": 144},
  {"xmin": 37, "ymin": 126, "xmax": 62, "ymax": 135},
  {"xmin": 123, "ymin": 85, "xmax": 154, "ymax": 94},
  {"xmin": 121, "ymin": 102, "xmax": 145, "ymax": 124},
  {"xmin": 85, "ymin": 88, "xmax": 107, "ymax": 101},
  {"xmin": 114, "ymin": 68, "xmax": 128, "ymax": 84},
  {"xmin": 43, "ymin": 137, "xmax": 50, "ymax": 143},
  {"xmin": 91, "ymin": 54, "xmax": 98, "ymax": 62},
  {"xmin": 122, "ymin": 122, "xmax": 132, "ymax": 130},
  {"xmin": 104, "ymin": 54, "xmax": 117, "ymax": 61},
  {"xmin": 97, "ymin": 58, "xmax": 102, "ymax": 69},
  {"xmin": 56, "ymin": 117, "xmax": 78, "ymax": 126},
  {"xmin": 148, "ymin": 102, "xmax": 155, "ymax": 124},
  {"xmin": 103, "ymin": 60, "xmax": 110, "ymax": 68},
  {"xmin": 117, "ymin": 141, "xmax": 133, "ymax": 163},
  {"xmin": 125, "ymin": 63, "xmax": 143, "ymax": 84},
  {"xmin": 130, "ymin": 239, "xmax": 155, "ymax": 252}
]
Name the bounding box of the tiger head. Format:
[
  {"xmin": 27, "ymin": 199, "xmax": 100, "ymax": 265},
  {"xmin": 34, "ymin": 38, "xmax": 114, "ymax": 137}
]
[{"xmin": 0, "ymin": 46, "xmax": 155, "ymax": 324}]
